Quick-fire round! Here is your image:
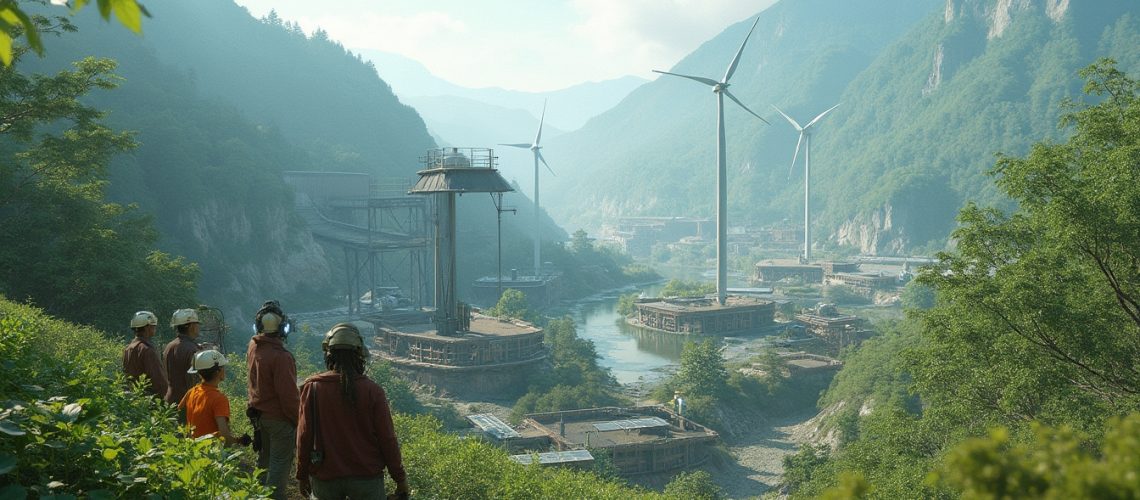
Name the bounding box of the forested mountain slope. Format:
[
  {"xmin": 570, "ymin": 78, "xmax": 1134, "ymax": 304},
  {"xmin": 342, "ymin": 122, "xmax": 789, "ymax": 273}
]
[
  {"xmin": 17, "ymin": 1, "xmax": 567, "ymax": 316},
  {"xmin": 544, "ymin": 0, "xmax": 1140, "ymax": 254}
]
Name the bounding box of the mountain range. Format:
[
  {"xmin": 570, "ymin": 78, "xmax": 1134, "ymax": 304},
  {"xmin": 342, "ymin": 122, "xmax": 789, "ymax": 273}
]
[
  {"xmin": 539, "ymin": 0, "xmax": 1140, "ymax": 254},
  {"xmin": 17, "ymin": 0, "xmax": 564, "ymax": 318},
  {"xmin": 17, "ymin": 0, "xmax": 1140, "ymax": 321}
]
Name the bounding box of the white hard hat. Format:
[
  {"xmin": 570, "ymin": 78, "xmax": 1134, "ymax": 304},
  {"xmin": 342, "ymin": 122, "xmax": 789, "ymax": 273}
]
[
  {"xmin": 130, "ymin": 311, "xmax": 158, "ymax": 328},
  {"xmin": 170, "ymin": 308, "xmax": 200, "ymax": 327},
  {"xmin": 188, "ymin": 349, "xmax": 228, "ymax": 373}
]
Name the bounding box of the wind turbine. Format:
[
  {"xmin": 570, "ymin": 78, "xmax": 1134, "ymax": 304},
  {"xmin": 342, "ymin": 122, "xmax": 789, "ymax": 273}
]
[
  {"xmin": 500, "ymin": 100, "xmax": 555, "ymax": 278},
  {"xmin": 771, "ymin": 103, "xmax": 839, "ymax": 263},
  {"xmin": 653, "ymin": 16, "xmax": 768, "ymax": 305}
]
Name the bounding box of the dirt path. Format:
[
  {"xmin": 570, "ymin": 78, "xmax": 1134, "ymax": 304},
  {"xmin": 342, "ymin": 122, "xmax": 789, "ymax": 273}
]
[{"xmin": 710, "ymin": 410, "xmax": 820, "ymax": 499}]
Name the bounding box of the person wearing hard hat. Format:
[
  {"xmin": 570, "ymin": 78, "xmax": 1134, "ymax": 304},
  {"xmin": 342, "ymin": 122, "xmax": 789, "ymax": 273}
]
[
  {"xmin": 246, "ymin": 300, "xmax": 299, "ymax": 500},
  {"xmin": 164, "ymin": 308, "xmax": 202, "ymax": 405},
  {"xmin": 296, "ymin": 323, "xmax": 409, "ymax": 500},
  {"xmin": 178, "ymin": 349, "xmax": 251, "ymax": 446},
  {"xmin": 122, "ymin": 311, "xmax": 169, "ymax": 399}
]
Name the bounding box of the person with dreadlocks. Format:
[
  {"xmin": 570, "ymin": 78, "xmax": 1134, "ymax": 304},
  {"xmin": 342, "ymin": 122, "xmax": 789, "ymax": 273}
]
[{"xmin": 296, "ymin": 323, "xmax": 409, "ymax": 500}]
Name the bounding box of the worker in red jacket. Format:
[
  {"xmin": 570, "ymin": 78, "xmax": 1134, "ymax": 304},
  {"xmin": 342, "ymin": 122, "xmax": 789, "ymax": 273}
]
[{"xmin": 296, "ymin": 323, "xmax": 409, "ymax": 500}]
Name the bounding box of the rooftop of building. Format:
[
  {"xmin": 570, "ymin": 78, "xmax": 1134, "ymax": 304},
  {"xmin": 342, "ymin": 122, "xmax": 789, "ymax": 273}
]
[
  {"xmin": 635, "ymin": 295, "xmax": 772, "ymax": 313},
  {"xmin": 755, "ymin": 259, "xmax": 822, "ymax": 269},
  {"xmin": 525, "ymin": 407, "xmax": 716, "ymax": 448},
  {"xmin": 378, "ymin": 313, "xmax": 541, "ymax": 340}
]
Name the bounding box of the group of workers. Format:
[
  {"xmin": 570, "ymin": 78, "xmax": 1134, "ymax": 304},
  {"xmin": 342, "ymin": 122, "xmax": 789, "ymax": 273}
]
[{"xmin": 122, "ymin": 302, "xmax": 409, "ymax": 500}]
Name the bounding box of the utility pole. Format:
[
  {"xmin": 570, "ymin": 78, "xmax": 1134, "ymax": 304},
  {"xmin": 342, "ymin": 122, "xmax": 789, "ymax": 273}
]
[{"xmin": 490, "ymin": 192, "xmax": 516, "ymax": 301}]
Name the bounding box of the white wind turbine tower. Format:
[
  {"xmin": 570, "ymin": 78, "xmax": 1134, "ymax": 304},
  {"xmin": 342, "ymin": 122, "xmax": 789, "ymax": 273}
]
[
  {"xmin": 500, "ymin": 100, "xmax": 554, "ymax": 278},
  {"xmin": 772, "ymin": 103, "xmax": 840, "ymax": 263},
  {"xmin": 653, "ymin": 16, "xmax": 768, "ymax": 305}
]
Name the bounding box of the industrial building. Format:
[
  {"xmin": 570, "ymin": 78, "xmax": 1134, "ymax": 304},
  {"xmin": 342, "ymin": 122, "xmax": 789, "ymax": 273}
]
[
  {"xmin": 630, "ymin": 296, "xmax": 775, "ymax": 335},
  {"xmin": 521, "ymin": 406, "xmax": 719, "ymax": 476}
]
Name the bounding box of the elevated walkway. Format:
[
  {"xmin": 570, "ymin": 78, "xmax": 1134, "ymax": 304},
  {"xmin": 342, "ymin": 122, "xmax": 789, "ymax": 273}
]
[
  {"xmin": 295, "ymin": 202, "xmax": 427, "ymax": 251},
  {"xmin": 285, "ymin": 171, "xmax": 430, "ymax": 313}
]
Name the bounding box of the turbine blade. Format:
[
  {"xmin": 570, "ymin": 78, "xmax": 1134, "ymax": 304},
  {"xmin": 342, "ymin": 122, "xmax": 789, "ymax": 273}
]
[
  {"xmin": 652, "ymin": 69, "xmax": 719, "ymax": 87},
  {"xmin": 537, "ymin": 151, "xmax": 555, "ymax": 177},
  {"xmin": 805, "ymin": 103, "xmax": 841, "ymax": 129},
  {"xmin": 788, "ymin": 132, "xmax": 803, "ymax": 179},
  {"xmin": 771, "ymin": 105, "xmax": 803, "ymax": 131},
  {"xmin": 534, "ymin": 99, "xmax": 547, "ymax": 145},
  {"xmin": 724, "ymin": 90, "xmax": 769, "ymax": 124},
  {"xmin": 724, "ymin": 16, "xmax": 761, "ymax": 83},
  {"xmin": 499, "ymin": 143, "xmax": 531, "ymax": 149}
]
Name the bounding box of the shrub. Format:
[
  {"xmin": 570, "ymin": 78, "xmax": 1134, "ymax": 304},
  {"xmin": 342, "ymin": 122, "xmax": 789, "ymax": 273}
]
[{"xmin": 0, "ymin": 298, "xmax": 268, "ymax": 498}]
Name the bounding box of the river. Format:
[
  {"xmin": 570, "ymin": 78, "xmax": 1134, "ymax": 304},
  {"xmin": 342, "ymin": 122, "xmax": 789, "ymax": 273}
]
[{"xmin": 567, "ymin": 283, "xmax": 712, "ymax": 386}]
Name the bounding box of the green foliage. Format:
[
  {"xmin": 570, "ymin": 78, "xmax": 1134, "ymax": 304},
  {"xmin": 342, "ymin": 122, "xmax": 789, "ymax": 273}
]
[
  {"xmin": 0, "ymin": 52, "xmax": 198, "ymax": 334},
  {"xmin": 822, "ymin": 284, "xmax": 870, "ymax": 305},
  {"xmin": 395, "ymin": 413, "xmax": 662, "ymax": 499},
  {"xmin": 817, "ymin": 319, "xmax": 919, "ymax": 410},
  {"xmin": 585, "ymin": 447, "xmax": 621, "ymax": 482},
  {"xmin": 818, "ymin": 472, "xmax": 873, "ymax": 500},
  {"xmin": 662, "ymin": 470, "xmax": 722, "ymax": 500},
  {"xmin": 792, "ymin": 61, "xmax": 1140, "ymax": 498},
  {"xmin": 648, "ymin": 340, "xmax": 727, "ymax": 428},
  {"xmin": 651, "ymin": 341, "xmax": 835, "ymax": 433},
  {"xmin": 615, "ymin": 293, "xmax": 639, "ymax": 317},
  {"xmin": 486, "ymin": 288, "xmax": 535, "ymax": 323},
  {"xmin": 0, "ymin": 0, "xmax": 146, "ymax": 66},
  {"xmin": 659, "ymin": 279, "xmax": 715, "ymax": 299},
  {"xmin": 511, "ymin": 317, "xmax": 624, "ymax": 421},
  {"xmin": 0, "ymin": 297, "xmax": 268, "ymax": 498},
  {"xmin": 677, "ymin": 340, "xmax": 728, "ymax": 398},
  {"xmin": 621, "ymin": 263, "xmax": 658, "ymax": 283},
  {"xmin": 899, "ymin": 280, "xmax": 935, "ymax": 311},
  {"xmin": 933, "ymin": 413, "xmax": 1140, "ymax": 498},
  {"xmin": 782, "ymin": 444, "xmax": 830, "ymax": 494},
  {"xmin": 366, "ymin": 360, "xmax": 426, "ymax": 417},
  {"xmin": 914, "ymin": 59, "xmax": 1140, "ymax": 432}
]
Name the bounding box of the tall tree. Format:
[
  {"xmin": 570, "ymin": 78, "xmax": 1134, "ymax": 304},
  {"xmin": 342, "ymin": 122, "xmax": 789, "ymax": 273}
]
[
  {"xmin": 914, "ymin": 59, "xmax": 1140, "ymax": 431},
  {"xmin": 0, "ymin": 45, "xmax": 197, "ymax": 334},
  {"xmin": 677, "ymin": 339, "xmax": 729, "ymax": 398}
]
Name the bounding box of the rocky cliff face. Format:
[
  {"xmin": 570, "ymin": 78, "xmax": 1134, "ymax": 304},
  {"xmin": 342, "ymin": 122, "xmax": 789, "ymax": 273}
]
[
  {"xmin": 176, "ymin": 200, "xmax": 332, "ymax": 320},
  {"xmin": 833, "ymin": 205, "xmax": 910, "ymax": 256},
  {"xmin": 941, "ymin": 0, "xmax": 1069, "ymax": 36}
]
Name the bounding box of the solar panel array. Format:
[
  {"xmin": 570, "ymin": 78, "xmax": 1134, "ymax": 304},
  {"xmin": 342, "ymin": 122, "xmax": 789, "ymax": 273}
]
[
  {"xmin": 467, "ymin": 413, "xmax": 520, "ymax": 439},
  {"xmin": 592, "ymin": 416, "xmax": 669, "ymax": 432},
  {"xmin": 510, "ymin": 449, "xmax": 595, "ymax": 465}
]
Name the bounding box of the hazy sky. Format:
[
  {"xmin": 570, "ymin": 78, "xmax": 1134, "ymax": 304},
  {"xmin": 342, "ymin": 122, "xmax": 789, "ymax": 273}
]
[{"xmin": 232, "ymin": 0, "xmax": 778, "ymax": 92}]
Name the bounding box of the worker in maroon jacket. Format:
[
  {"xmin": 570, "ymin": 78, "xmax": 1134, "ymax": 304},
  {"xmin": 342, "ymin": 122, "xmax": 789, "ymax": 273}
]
[
  {"xmin": 123, "ymin": 310, "xmax": 168, "ymax": 398},
  {"xmin": 246, "ymin": 300, "xmax": 299, "ymax": 500},
  {"xmin": 163, "ymin": 308, "xmax": 201, "ymax": 405},
  {"xmin": 296, "ymin": 323, "xmax": 409, "ymax": 500}
]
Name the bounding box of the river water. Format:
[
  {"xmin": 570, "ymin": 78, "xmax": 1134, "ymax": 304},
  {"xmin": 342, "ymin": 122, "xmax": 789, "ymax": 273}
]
[{"xmin": 566, "ymin": 283, "xmax": 704, "ymax": 386}]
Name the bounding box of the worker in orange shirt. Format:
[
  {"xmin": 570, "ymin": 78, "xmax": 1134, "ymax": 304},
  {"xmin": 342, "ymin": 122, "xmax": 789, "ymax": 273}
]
[{"xmin": 178, "ymin": 349, "xmax": 250, "ymax": 446}]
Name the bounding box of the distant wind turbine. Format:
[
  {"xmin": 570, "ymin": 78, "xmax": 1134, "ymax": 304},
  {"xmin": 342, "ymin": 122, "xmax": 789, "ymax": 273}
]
[
  {"xmin": 772, "ymin": 103, "xmax": 839, "ymax": 263},
  {"xmin": 653, "ymin": 16, "xmax": 768, "ymax": 305},
  {"xmin": 500, "ymin": 100, "xmax": 555, "ymax": 277}
]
